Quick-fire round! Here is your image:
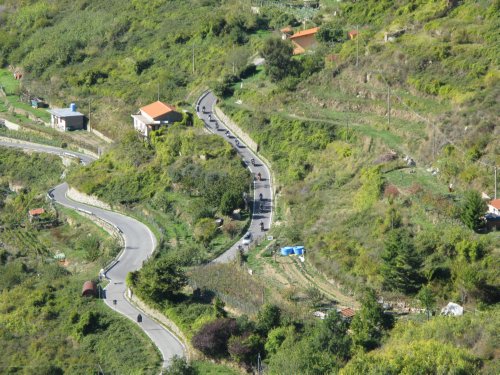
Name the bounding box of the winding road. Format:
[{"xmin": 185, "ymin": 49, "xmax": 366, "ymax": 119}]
[
  {"xmin": 1, "ymin": 140, "xmax": 185, "ymax": 368},
  {"xmin": 51, "ymin": 183, "xmax": 185, "ymax": 368},
  {"xmin": 196, "ymin": 91, "xmax": 273, "ymax": 262},
  {"xmin": 0, "ymin": 90, "xmax": 273, "ymax": 369}
]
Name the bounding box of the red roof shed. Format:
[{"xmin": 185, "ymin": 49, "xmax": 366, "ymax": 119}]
[
  {"xmin": 339, "ymin": 307, "xmax": 356, "ymax": 319},
  {"xmin": 82, "ymin": 281, "xmax": 96, "ymax": 297}
]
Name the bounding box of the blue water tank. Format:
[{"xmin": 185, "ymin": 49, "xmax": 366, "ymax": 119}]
[
  {"xmin": 70, "ymin": 103, "xmax": 77, "ymax": 112},
  {"xmin": 293, "ymin": 246, "xmax": 304, "ymax": 255},
  {"xmin": 280, "ymin": 247, "xmax": 293, "ymax": 256}
]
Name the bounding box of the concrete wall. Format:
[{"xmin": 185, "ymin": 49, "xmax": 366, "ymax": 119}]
[
  {"xmin": 64, "ymin": 116, "xmax": 84, "ymax": 130},
  {"xmin": 214, "ymin": 105, "xmax": 277, "ymax": 201},
  {"xmin": 66, "ymin": 186, "xmax": 111, "ymax": 210},
  {"xmin": 0, "ymin": 118, "xmax": 20, "ymax": 131},
  {"xmin": 74, "ymin": 209, "xmax": 124, "ymax": 246},
  {"xmin": 163, "ymin": 111, "xmax": 183, "ymax": 123},
  {"xmin": 214, "ymin": 106, "xmax": 258, "ymax": 151}
]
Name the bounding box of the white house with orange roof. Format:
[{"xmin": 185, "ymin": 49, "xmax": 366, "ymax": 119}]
[
  {"xmin": 131, "ymin": 101, "xmax": 183, "ymax": 138},
  {"xmin": 289, "ymin": 27, "xmax": 320, "ymax": 55},
  {"xmin": 487, "ymin": 199, "xmax": 500, "ymax": 216}
]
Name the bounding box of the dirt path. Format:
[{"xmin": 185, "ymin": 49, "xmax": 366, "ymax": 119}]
[{"xmin": 256, "ymin": 243, "xmax": 358, "ymax": 308}]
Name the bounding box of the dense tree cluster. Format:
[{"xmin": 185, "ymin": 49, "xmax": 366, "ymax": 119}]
[{"xmin": 128, "ymin": 256, "xmax": 187, "ymax": 303}]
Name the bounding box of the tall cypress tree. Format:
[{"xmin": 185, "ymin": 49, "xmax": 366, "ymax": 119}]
[
  {"xmin": 460, "ymin": 190, "xmax": 487, "ymax": 232},
  {"xmin": 382, "ymin": 228, "xmax": 423, "ymax": 294}
]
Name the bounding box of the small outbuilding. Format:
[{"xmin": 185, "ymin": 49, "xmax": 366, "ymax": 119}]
[
  {"xmin": 289, "ymin": 27, "xmax": 320, "ymax": 55},
  {"xmin": 28, "ymin": 208, "xmax": 45, "ymax": 222},
  {"xmin": 339, "ymin": 307, "xmax": 356, "ymax": 320},
  {"xmin": 48, "ymin": 103, "xmax": 84, "ymax": 131},
  {"xmin": 82, "ymin": 281, "xmax": 97, "ymax": 297},
  {"xmin": 31, "ymin": 97, "xmax": 48, "ymax": 108}
]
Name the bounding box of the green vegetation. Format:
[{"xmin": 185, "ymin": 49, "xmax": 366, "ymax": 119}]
[
  {"xmin": 68, "ymin": 125, "xmax": 251, "ymax": 265},
  {"xmin": 0, "ymin": 0, "xmax": 273, "ymax": 138},
  {"xmin": 0, "ymin": 0, "xmax": 498, "ymax": 373},
  {"xmin": 460, "ymin": 189, "xmax": 488, "ymax": 232},
  {"xmin": 214, "ymin": 0, "xmax": 499, "ymax": 308},
  {"xmin": 0, "ymin": 148, "xmax": 160, "ymax": 373},
  {"xmin": 0, "ymin": 69, "xmax": 51, "ymax": 122},
  {"xmin": 342, "ymin": 305, "xmax": 500, "ymax": 374}
]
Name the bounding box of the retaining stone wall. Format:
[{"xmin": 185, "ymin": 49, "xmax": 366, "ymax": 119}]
[
  {"xmin": 67, "ymin": 187, "xmax": 111, "ymax": 210},
  {"xmin": 214, "ymin": 106, "xmax": 258, "ymax": 151}
]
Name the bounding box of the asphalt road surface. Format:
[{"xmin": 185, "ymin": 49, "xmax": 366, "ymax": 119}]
[
  {"xmin": 0, "ymin": 139, "xmax": 95, "ymax": 165},
  {"xmin": 196, "ymin": 91, "xmax": 273, "ymax": 262},
  {"xmin": 0, "ymin": 141, "xmax": 184, "ymax": 368}
]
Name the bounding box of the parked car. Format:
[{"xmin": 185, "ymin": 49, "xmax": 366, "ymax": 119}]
[{"xmin": 242, "ymin": 232, "xmax": 252, "ymax": 245}]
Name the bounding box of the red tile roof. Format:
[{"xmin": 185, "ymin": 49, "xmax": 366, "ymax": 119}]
[
  {"xmin": 348, "ymin": 30, "xmax": 359, "ymax": 39},
  {"xmin": 29, "ymin": 208, "xmax": 45, "ymax": 216},
  {"xmin": 339, "ymin": 308, "xmax": 356, "ymax": 318},
  {"xmin": 290, "ymin": 27, "xmax": 320, "ymax": 39},
  {"xmin": 140, "ymin": 101, "xmax": 176, "ymax": 120},
  {"xmin": 490, "ymin": 199, "xmax": 500, "ymax": 210}
]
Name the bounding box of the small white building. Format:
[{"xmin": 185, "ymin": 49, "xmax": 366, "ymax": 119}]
[
  {"xmin": 487, "ymin": 199, "xmax": 500, "ymax": 216},
  {"xmin": 131, "ymin": 101, "xmax": 182, "ymax": 138},
  {"xmin": 48, "ymin": 104, "xmax": 84, "ymax": 131}
]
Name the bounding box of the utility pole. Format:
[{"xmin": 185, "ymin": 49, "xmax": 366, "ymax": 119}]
[
  {"xmin": 157, "ymin": 83, "xmax": 160, "ymax": 101},
  {"xmin": 494, "ymin": 166, "xmax": 497, "ymax": 199},
  {"xmin": 387, "ymin": 85, "xmax": 391, "ymax": 128},
  {"xmin": 432, "ymin": 123, "xmax": 436, "ymax": 160},
  {"xmin": 345, "ymin": 115, "xmax": 349, "ymax": 142},
  {"xmin": 88, "ymin": 99, "xmax": 91, "ymax": 132},
  {"xmin": 192, "ymin": 45, "xmax": 195, "ymax": 75},
  {"xmin": 356, "ymin": 24, "xmax": 359, "ymax": 68}
]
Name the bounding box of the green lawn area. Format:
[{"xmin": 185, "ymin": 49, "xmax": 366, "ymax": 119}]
[
  {"xmin": 384, "ymin": 167, "xmax": 448, "ymax": 194},
  {"xmin": 192, "ymin": 360, "xmax": 242, "ymax": 374},
  {"xmin": 0, "ymin": 68, "xmax": 51, "ymax": 122}
]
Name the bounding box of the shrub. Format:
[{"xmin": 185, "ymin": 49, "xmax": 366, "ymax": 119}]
[
  {"xmin": 219, "ymin": 190, "xmax": 243, "ymax": 215},
  {"xmin": 135, "ymin": 256, "xmax": 187, "ymax": 302},
  {"xmin": 193, "ymin": 218, "xmax": 218, "ymax": 246},
  {"xmin": 164, "ymin": 355, "xmax": 195, "ymax": 375},
  {"xmin": 192, "ymin": 318, "xmax": 239, "ymax": 358},
  {"xmin": 238, "ymin": 63, "xmax": 257, "ymax": 79},
  {"xmin": 353, "ymin": 166, "xmax": 384, "ymax": 211},
  {"xmin": 256, "ymin": 304, "xmax": 281, "ymax": 335},
  {"xmin": 228, "ymin": 333, "xmax": 263, "ymax": 365},
  {"xmin": 383, "ymin": 184, "xmax": 400, "ymax": 199}
]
